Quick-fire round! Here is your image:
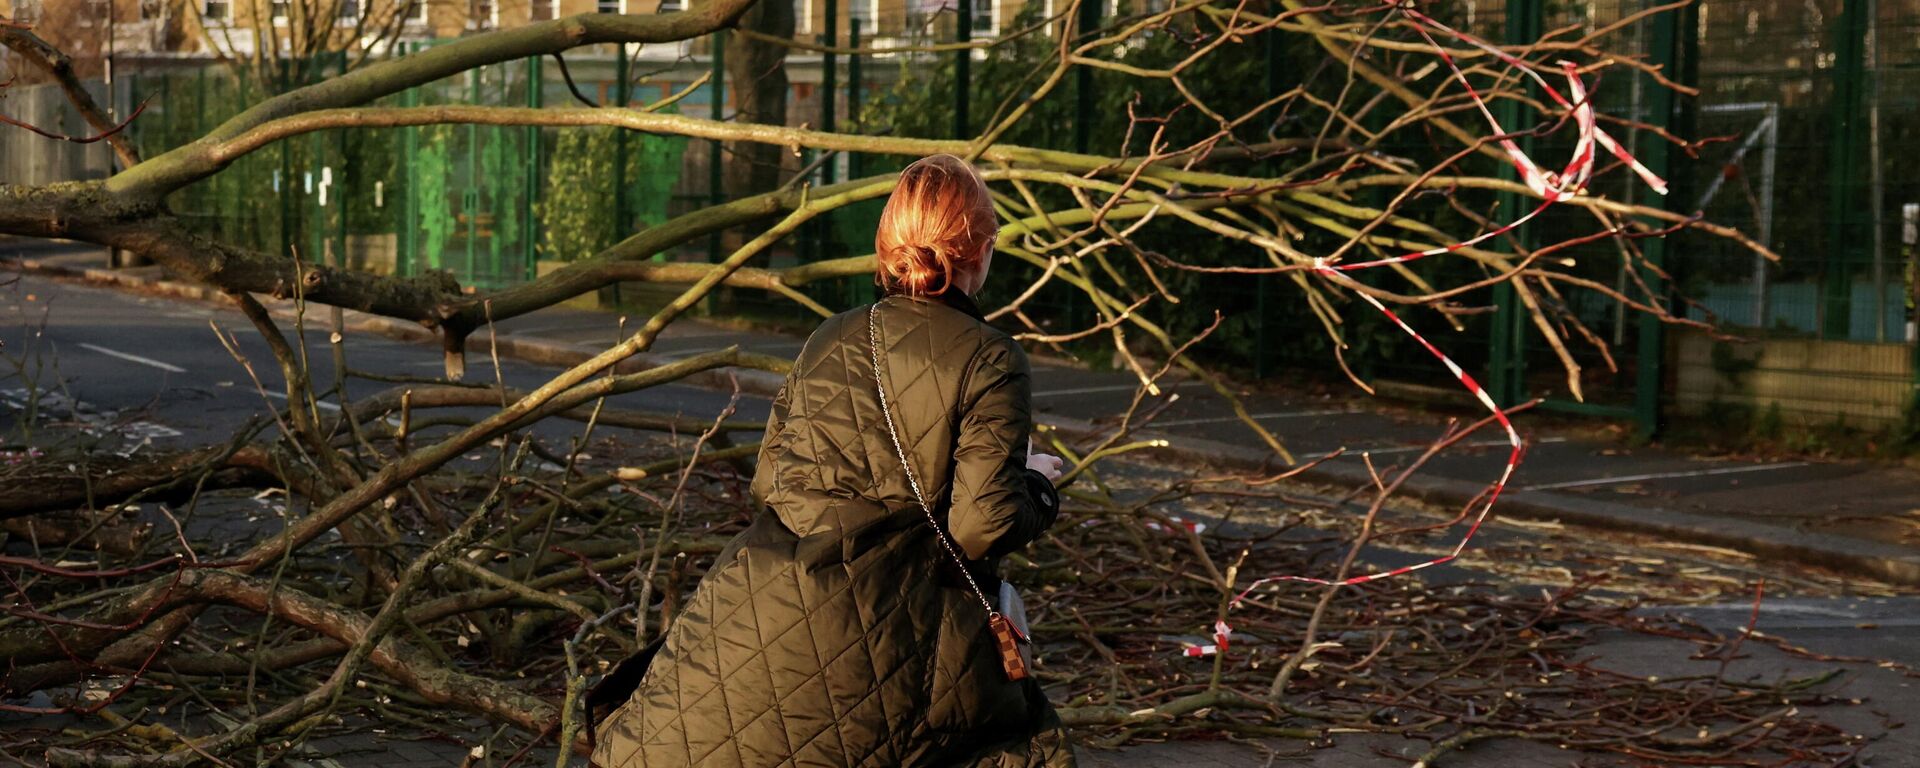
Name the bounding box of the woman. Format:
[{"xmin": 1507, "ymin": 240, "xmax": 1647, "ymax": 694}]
[{"xmin": 592, "ymin": 155, "xmax": 1076, "ymax": 767}]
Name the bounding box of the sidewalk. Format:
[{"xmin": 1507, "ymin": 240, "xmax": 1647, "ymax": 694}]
[{"xmin": 10, "ymin": 241, "xmax": 1920, "ymax": 587}]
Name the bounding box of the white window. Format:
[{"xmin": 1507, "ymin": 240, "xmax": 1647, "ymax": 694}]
[
  {"xmin": 202, "ymin": 0, "xmax": 229, "ymax": 21},
  {"xmin": 848, "ymin": 0, "xmax": 877, "ymax": 34},
  {"xmin": 794, "ymin": 0, "xmax": 810, "ymax": 34},
  {"xmin": 339, "ymin": 0, "xmax": 359, "ymax": 18},
  {"xmin": 409, "ymin": 0, "xmax": 429, "ymax": 22},
  {"xmin": 598, "ymin": 0, "xmax": 622, "ymax": 12},
  {"xmin": 658, "ymin": 0, "xmax": 683, "ymax": 11},
  {"xmin": 530, "ymin": 0, "xmax": 555, "ymax": 20},
  {"xmin": 971, "ymin": 0, "xmax": 993, "ymax": 35},
  {"xmin": 907, "ymin": 0, "xmax": 942, "ymax": 30},
  {"xmin": 271, "ymin": 0, "xmax": 288, "ymax": 22}
]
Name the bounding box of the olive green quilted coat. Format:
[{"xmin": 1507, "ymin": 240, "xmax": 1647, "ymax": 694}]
[{"xmin": 592, "ymin": 290, "xmax": 1074, "ymax": 767}]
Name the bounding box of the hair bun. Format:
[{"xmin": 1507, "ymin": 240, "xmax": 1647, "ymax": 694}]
[
  {"xmin": 874, "ymin": 155, "xmax": 998, "ymax": 296},
  {"xmin": 883, "ymin": 244, "xmax": 951, "ymax": 294}
]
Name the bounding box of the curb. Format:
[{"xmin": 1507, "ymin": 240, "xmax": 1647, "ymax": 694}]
[
  {"xmin": 1044, "ymin": 417, "xmax": 1920, "ymax": 588},
  {"xmin": 17, "ymin": 257, "xmax": 1920, "ymax": 588},
  {"xmin": 11, "ymin": 256, "xmax": 790, "ymax": 398}
]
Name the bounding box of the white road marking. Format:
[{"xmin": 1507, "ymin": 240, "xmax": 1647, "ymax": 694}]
[
  {"xmin": 1308, "ymin": 436, "xmax": 1569, "ymax": 460},
  {"xmin": 1151, "ymin": 409, "xmax": 1352, "ymax": 427},
  {"xmin": 1033, "ymin": 381, "xmax": 1205, "ymax": 397},
  {"xmin": 656, "ymin": 342, "xmax": 803, "ymax": 361},
  {"xmin": 263, "ymin": 391, "xmax": 342, "ymax": 411},
  {"xmin": 1519, "ymin": 461, "xmax": 1810, "ymax": 492},
  {"xmin": 77, "ymin": 343, "xmax": 186, "ymax": 373}
]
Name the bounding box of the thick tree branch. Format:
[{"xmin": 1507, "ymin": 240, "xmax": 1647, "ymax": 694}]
[
  {"xmin": 108, "ymin": 7, "xmax": 760, "ymax": 199},
  {"xmin": 0, "ymin": 25, "xmax": 142, "ymax": 168}
]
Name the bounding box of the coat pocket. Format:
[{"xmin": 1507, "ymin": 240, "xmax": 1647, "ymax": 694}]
[{"xmin": 926, "ymin": 583, "xmax": 1030, "ymax": 734}]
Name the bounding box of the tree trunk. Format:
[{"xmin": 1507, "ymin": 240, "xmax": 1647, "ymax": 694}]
[{"xmin": 724, "ymin": 0, "xmax": 796, "ymax": 201}]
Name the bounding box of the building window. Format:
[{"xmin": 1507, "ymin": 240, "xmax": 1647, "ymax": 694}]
[
  {"xmin": 598, "ymin": 0, "xmax": 622, "ymax": 12},
  {"xmin": 408, "ymin": 0, "xmax": 429, "ymax": 22},
  {"xmin": 471, "ymin": 0, "xmax": 494, "ymax": 25},
  {"xmin": 201, "ymin": 0, "xmax": 228, "ymax": 21},
  {"xmin": 848, "ymin": 0, "xmax": 878, "ymax": 34},
  {"xmin": 270, "ymin": 1, "xmax": 288, "ymax": 22},
  {"xmin": 658, "ymin": 0, "xmax": 683, "ymax": 11},
  {"xmin": 794, "ymin": 0, "xmax": 810, "ymax": 35},
  {"xmin": 530, "ymin": 0, "xmax": 555, "ymax": 20},
  {"xmin": 971, "ymin": 0, "xmax": 993, "ymax": 35},
  {"xmin": 339, "ymin": 0, "xmax": 360, "ymax": 18}
]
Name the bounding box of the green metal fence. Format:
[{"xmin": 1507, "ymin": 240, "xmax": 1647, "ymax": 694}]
[
  {"xmin": 92, "ymin": 1, "xmax": 1920, "ymax": 436},
  {"xmin": 126, "ymin": 47, "xmax": 705, "ymax": 297}
]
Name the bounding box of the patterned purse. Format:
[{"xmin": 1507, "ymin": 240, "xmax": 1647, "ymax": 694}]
[{"xmin": 867, "ymin": 304, "xmax": 1030, "ymax": 682}]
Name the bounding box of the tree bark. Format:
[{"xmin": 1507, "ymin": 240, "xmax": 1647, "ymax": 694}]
[{"xmin": 724, "ymin": 0, "xmax": 797, "ymax": 201}]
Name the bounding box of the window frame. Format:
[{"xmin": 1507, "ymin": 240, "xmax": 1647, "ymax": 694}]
[
  {"xmin": 847, "ymin": 0, "xmax": 878, "ymax": 35},
  {"xmin": 971, "ymin": 0, "xmax": 995, "ymax": 37}
]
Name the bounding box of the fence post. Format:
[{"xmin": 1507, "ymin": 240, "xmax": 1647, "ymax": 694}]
[
  {"xmin": 1255, "ymin": 14, "xmax": 1284, "ymax": 380},
  {"xmin": 334, "ymin": 51, "xmax": 348, "ymax": 276},
  {"xmin": 955, "ymin": 0, "xmax": 971, "ymax": 138},
  {"xmin": 614, "ymin": 41, "xmax": 632, "ymax": 256},
  {"xmin": 822, "ymin": 0, "xmax": 837, "ymax": 154},
  {"xmin": 465, "ymin": 65, "xmax": 481, "ymax": 284},
  {"xmin": 849, "ymin": 17, "xmax": 863, "ymax": 180},
  {"xmin": 525, "ymin": 54, "xmax": 543, "ymax": 282},
  {"xmin": 278, "ymin": 63, "xmax": 292, "ymax": 262},
  {"xmin": 1905, "ymin": 205, "xmax": 1918, "ymax": 422},
  {"xmin": 848, "ymin": 17, "xmax": 874, "ymax": 306},
  {"xmin": 1487, "ymin": 1, "xmax": 1540, "ymax": 407},
  {"xmin": 1821, "ymin": 0, "xmax": 1869, "ymax": 340},
  {"xmin": 1073, "ymin": 0, "xmax": 1097, "ymax": 153},
  {"xmin": 707, "ymin": 28, "xmax": 726, "ymax": 311},
  {"xmin": 820, "ymin": 0, "xmax": 843, "ymax": 306},
  {"xmin": 398, "ymin": 45, "xmax": 419, "ymax": 276},
  {"xmin": 1634, "ymin": 0, "xmax": 1698, "ymax": 439}
]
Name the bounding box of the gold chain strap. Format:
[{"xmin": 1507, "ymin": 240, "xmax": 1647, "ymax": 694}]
[{"xmin": 867, "ymin": 302, "xmax": 1000, "ymax": 619}]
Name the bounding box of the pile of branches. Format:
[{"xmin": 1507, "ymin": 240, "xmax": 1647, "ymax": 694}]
[{"xmin": 0, "ymin": 394, "xmax": 1882, "ymax": 766}]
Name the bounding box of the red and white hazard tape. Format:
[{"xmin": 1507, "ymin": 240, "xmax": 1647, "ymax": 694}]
[
  {"xmin": 1181, "ymin": 620, "xmax": 1234, "ymax": 658},
  {"xmin": 1183, "ymin": 6, "xmax": 1668, "ymax": 658}
]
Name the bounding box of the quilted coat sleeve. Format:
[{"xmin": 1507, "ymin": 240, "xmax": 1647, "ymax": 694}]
[
  {"xmin": 948, "ymin": 335, "xmax": 1060, "ymax": 560},
  {"xmin": 749, "ymin": 370, "xmax": 794, "ymax": 508}
]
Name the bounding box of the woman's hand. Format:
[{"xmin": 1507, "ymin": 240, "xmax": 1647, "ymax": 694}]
[{"xmin": 1025, "ymin": 451, "xmax": 1064, "ymax": 485}]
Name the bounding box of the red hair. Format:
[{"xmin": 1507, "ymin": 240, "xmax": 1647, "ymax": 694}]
[{"xmin": 874, "ymin": 154, "xmax": 997, "ymax": 296}]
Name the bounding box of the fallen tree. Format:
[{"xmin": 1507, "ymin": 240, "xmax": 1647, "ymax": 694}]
[{"xmin": 2, "ymin": 1, "xmax": 1861, "ymax": 766}]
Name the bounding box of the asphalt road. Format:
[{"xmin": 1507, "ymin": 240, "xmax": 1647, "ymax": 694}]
[
  {"xmin": 0, "ymin": 270, "xmax": 771, "ymax": 461},
  {"xmin": 6, "ymin": 267, "xmax": 1920, "ymax": 763}
]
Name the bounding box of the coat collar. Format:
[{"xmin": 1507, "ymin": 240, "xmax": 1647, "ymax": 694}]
[{"xmin": 882, "ymin": 287, "xmax": 987, "ymax": 322}]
